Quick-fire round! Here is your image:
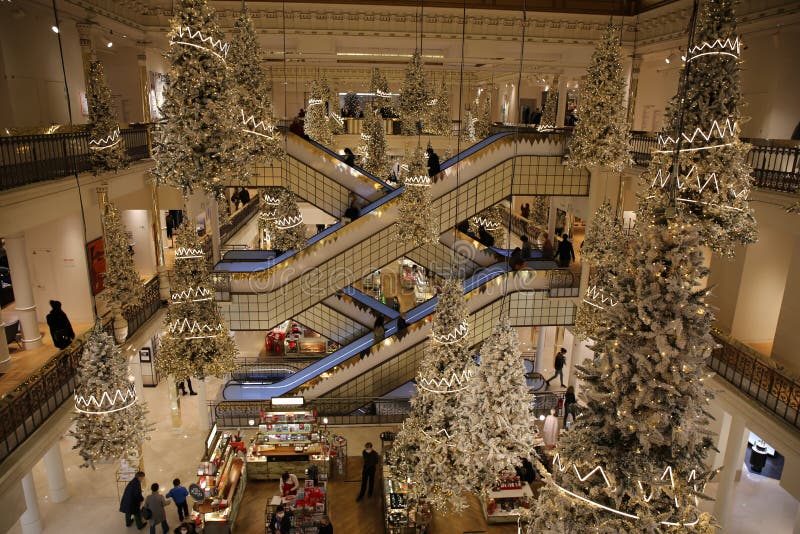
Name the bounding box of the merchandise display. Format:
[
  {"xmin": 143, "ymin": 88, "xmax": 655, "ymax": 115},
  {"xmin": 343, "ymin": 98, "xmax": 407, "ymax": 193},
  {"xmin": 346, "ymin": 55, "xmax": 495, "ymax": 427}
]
[
  {"xmin": 195, "ymin": 431, "xmax": 248, "ymax": 534},
  {"xmin": 481, "ymin": 472, "xmax": 533, "ymax": 524},
  {"xmin": 266, "ymin": 321, "xmax": 329, "ymax": 355},
  {"xmin": 383, "ymin": 466, "xmax": 431, "ymax": 533},
  {"xmin": 246, "ymin": 410, "xmax": 326, "ymax": 480},
  {"xmin": 265, "ymin": 484, "xmax": 328, "ymax": 534}
]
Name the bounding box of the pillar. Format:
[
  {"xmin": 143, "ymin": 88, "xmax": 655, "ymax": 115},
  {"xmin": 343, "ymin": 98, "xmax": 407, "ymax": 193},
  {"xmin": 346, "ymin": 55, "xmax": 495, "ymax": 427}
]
[
  {"xmin": 150, "ymin": 184, "xmax": 170, "ymax": 300},
  {"xmin": 713, "ymin": 414, "xmax": 747, "ymax": 527},
  {"xmin": 208, "ymin": 194, "xmax": 221, "ymax": 264},
  {"xmin": 794, "ymin": 502, "xmax": 800, "ymax": 534},
  {"xmin": 75, "ymin": 23, "xmax": 95, "ymax": 91},
  {"xmin": 534, "ymin": 326, "xmax": 547, "ymax": 373},
  {"xmin": 43, "ymin": 443, "xmax": 69, "ymax": 503},
  {"xmin": 196, "ymin": 378, "xmax": 209, "ymax": 431},
  {"xmin": 4, "ymin": 235, "xmax": 42, "ymax": 349},
  {"xmin": 0, "ymin": 321, "xmax": 10, "ymax": 372},
  {"xmin": 626, "ymin": 54, "xmax": 643, "ymax": 127},
  {"xmin": 772, "ymin": 238, "xmax": 800, "ymax": 374},
  {"xmin": 136, "ymin": 47, "xmax": 151, "ymax": 125},
  {"xmin": 168, "ymin": 375, "xmax": 183, "ymax": 431},
  {"xmin": 555, "ymin": 76, "xmax": 568, "ymax": 128},
  {"xmin": 20, "ymin": 472, "xmax": 42, "ymax": 534},
  {"xmin": 547, "ymin": 200, "xmax": 557, "ymax": 245}
]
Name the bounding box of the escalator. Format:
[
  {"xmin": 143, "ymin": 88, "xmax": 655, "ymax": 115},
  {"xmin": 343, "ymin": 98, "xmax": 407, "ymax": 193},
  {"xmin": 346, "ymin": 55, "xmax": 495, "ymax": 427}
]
[
  {"xmin": 216, "ymin": 131, "xmax": 586, "ymax": 332},
  {"xmin": 223, "ymin": 260, "xmax": 576, "ymax": 400}
]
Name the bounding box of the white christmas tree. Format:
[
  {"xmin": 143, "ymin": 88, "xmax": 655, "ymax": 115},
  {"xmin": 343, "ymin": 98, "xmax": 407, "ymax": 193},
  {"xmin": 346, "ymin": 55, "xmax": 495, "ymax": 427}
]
[
  {"xmin": 370, "ymin": 67, "xmax": 393, "ymax": 118},
  {"xmin": 358, "ymin": 107, "xmax": 390, "ymax": 178},
  {"xmin": 528, "ymin": 195, "xmax": 549, "ymax": 231},
  {"xmin": 101, "ymin": 203, "xmax": 144, "ymax": 330},
  {"xmin": 637, "ymin": 0, "xmax": 756, "ymax": 256},
  {"xmin": 71, "ymin": 322, "xmax": 151, "ymax": 468},
  {"xmin": 469, "ymin": 205, "xmax": 505, "ymax": 243},
  {"xmin": 567, "ymin": 25, "xmax": 631, "ymax": 171},
  {"xmin": 257, "ymin": 187, "xmax": 281, "ymax": 249},
  {"xmin": 461, "ymin": 109, "xmax": 477, "ymax": 143},
  {"xmin": 157, "ymin": 217, "xmax": 237, "ymax": 380},
  {"xmin": 392, "ymin": 279, "xmax": 474, "ymax": 512},
  {"xmin": 86, "ymin": 60, "xmax": 127, "ymax": 174},
  {"xmin": 399, "ymin": 50, "xmax": 429, "ymax": 135},
  {"xmin": 474, "ymin": 90, "xmax": 492, "ymax": 139},
  {"xmin": 152, "ymin": 0, "xmax": 247, "ymax": 196},
  {"xmin": 540, "ymin": 77, "xmax": 559, "ymax": 130},
  {"xmin": 305, "ymin": 74, "xmax": 335, "ymax": 146},
  {"xmin": 396, "ymin": 146, "xmax": 438, "ymax": 246},
  {"xmin": 230, "ymin": 10, "xmax": 284, "ymax": 163},
  {"xmin": 271, "ymin": 187, "xmax": 307, "ymax": 252},
  {"xmin": 426, "ymin": 78, "xmax": 451, "ymax": 136},
  {"xmin": 459, "ymin": 319, "xmax": 540, "ymax": 492}
]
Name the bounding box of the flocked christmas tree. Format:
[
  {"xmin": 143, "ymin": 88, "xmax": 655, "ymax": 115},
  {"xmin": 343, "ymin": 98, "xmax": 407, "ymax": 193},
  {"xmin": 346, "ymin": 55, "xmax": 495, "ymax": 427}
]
[
  {"xmin": 358, "ymin": 108, "xmax": 390, "ymax": 178},
  {"xmin": 87, "ymin": 60, "xmax": 127, "ymax": 174},
  {"xmin": 567, "ymin": 25, "xmax": 631, "ymax": 171},
  {"xmin": 461, "ymin": 109, "xmax": 477, "ymax": 143},
  {"xmin": 152, "ymin": 0, "xmax": 247, "ymax": 196},
  {"xmin": 399, "ymin": 50, "xmax": 429, "ymax": 135},
  {"xmin": 469, "ymin": 204, "xmax": 505, "ymax": 243},
  {"xmin": 305, "ymin": 74, "xmax": 335, "ymax": 146},
  {"xmin": 370, "ymin": 67, "xmax": 393, "ymax": 118},
  {"xmin": 396, "ymin": 146, "xmax": 438, "ymax": 246},
  {"xmin": 459, "ymin": 319, "xmax": 539, "ymax": 492},
  {"xmin": 157, "ymin": 217, "xmax": 237, "ymax": 380},
  {"xmin": 229, "ymin": 10, "xmax": 284, "ymax": 163},
  {"xmin": 101, "ymin": 203, "xmax": 144, "ymax": 330},
  {"xmin": 427, "ymin": 78, "xmax": 451, "ymax": 136},
  {"xmin": 271, "ymin": 187, "xmax": 307, "ymax": 252},
  {"xmin": 637, "ymin": 0, "xmax": 756, "ymax": 257},
  {"xmin": 474, "ymin": 90, "xmax": 492, "ymax": 139},
  {"xmin": 392, "ymin": 279, "xmax": 474, "ymax": 512},
  {"xmin": 540, "ymin": 77, "xmax": 559, "ymax": 129},
  {"xmin": 529, "ymin": 195, "xmax": 549, "ymax": 231},
  {"xmin": 71, "ymin": 322, "xmax": 151, "ymax": 468},
  {"xmin": 257, "ymin": 187, "xmax": 281, "ymax": 249}
]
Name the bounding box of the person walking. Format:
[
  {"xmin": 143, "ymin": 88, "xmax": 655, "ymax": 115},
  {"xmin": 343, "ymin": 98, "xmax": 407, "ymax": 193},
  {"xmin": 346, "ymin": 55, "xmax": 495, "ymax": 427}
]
[
  {"xmin": 177, "ymin": 379, "xmax": 197, "ymax": 396},
  {"xmin": 426, "ymin": 147, "xmax": 441, "ymax": 178},
  {"xmin": 144, "ymin": 482, "xmax": 172, "ymax": 534},
  {"xmin": 166, "ymin": 478, "xmax": 189, "ymax": 522},
  {"xmin": 554, "ymin": 233, "xmax": 575, "ymax": 268},
  {"xmin": 540, "ymin": 232, "xmax": 554, "ymax": 260},
  {"xmin": 563, "ymin": 385, "xmax": 577, "ymax": 427},
  {"xmin": 46, "ymin": 300, "xmax": 75, "ymax": 349},
  {"xmin": 120, "ymin": 471, "xmax": 147, "ymax": 529},
  {"xmin": 356, "ymin": 442, "xmax": 380, "ymax": 501},
  {"xmin": 521, "ymin": 203, "xmax": 530, "ymax": 219},
  {"xmin": 545, "ymin": 348, "xmax": 567, "ymax": 389},
  {"xmin": 318, "ymin": 515, "xmax": 333, "ymax": 534},
  {"xmin": 239, "ymin": 187, "xmax": 251, "ymax": 205}
]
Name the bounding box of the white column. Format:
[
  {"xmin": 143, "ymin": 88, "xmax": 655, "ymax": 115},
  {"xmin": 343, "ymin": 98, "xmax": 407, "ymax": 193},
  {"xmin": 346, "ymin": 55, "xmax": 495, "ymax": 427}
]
[
  {"xmin": 43, "ymin": 443, "xmax": 69, "ymax": 503},
  {"xmin": 547, "ymin": 201, "xmax": 558, "ymax": 246},
  {"xmin": 0, "ymin": 322, "xmax": 10, "ymax": 372},
  {"xmin": 151, "ymin": 183, "xmax": 170, "ymax": 300},
  {"xmin": 168, "ymin": 375, "xmax": 183, "ymax": 431},
  {"xmin": 208, "ymin": 194, "xmax": 221, "ymax": 264},
  {"xmin": 196, "ymin": 377, "xmax": 209, "ymax": 431},
  {"xmin": 555, "ymin": 76, "xmax": 568, "ymax": 128},
  {"xmin": 20, "ymin": 472, "xmax": 43, "ymax": 534},
  {"xmin": 4, "ymin": 234, "xmax": 42, "ymax": 349},
  {"xmin": 713, "ymin": 414, "xmax": 747, "ymax": 527},
  {"xmin": 534, "ymin": 326, "xmax": 546, "ymax": 373}
]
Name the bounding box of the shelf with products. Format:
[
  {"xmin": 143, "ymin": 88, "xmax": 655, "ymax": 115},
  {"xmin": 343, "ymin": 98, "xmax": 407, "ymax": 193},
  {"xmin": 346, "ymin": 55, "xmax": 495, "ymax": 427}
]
[
  {"xmin": 247, "ymin": 409, "xmax": 324, "ymax": 480},
  {"xmin": 382, "ymin": 465, "xmax": 431, "ymax": 534},
  {"xmin": 480, "ymin": 474, "xmax": 533, "ymax": 524},
  {"xmin": 194, "ymin": 431, "xmax": 248, "ymax": 534},
  {"xmin": 264, "ymin": 483, "xmax": 328, "ymax": 534}
]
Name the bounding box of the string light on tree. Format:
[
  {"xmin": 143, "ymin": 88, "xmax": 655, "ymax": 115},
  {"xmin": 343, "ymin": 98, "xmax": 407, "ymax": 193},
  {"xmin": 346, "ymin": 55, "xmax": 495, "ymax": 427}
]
[
  {"xmin": 86, "ymin": 61, "xmax": 127, "ymax": 173},
  {"xmin": 396, "ymin": 146, "xmax": 438, "ymax": 246},
  {"xmin": 399, "ymin": 49, "xmax": 429, "ymax": 135}
]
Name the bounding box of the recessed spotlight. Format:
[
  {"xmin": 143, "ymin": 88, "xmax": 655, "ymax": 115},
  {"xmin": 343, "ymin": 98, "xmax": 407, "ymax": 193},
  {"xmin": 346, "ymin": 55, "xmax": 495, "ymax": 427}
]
[
  {"xmin": 664, "ymin": 57, "xmax": 670, "ymax": 64},
  {"xmin": 51, "ymin": 25, "xmax": 60, "ymax": 34},
  {"xmin": 107, "ymin": 41, "xmax": 113, "ymax": 48}
]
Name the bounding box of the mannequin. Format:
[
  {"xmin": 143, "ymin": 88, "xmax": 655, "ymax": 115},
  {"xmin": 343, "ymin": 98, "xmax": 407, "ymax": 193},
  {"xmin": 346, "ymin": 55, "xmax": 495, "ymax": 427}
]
[{"xmin": 542, "ymin": 408, "xmax": 560, "ymax": 449}]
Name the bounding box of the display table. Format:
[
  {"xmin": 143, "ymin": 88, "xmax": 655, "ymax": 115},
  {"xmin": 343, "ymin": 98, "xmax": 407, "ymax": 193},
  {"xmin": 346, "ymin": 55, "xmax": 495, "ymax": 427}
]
[
  {"xmin": 265, "ymin": 484, "xmax": 328, "ymax": 534},
  {"xmin": 481, "ymin": 482, "xmax": 533, "ymax": 524},
  {"xmin": 194, "ymin": 432, "xmax": 248, "ymax": 534},
  {"xmin": 247, "ymin": 410, "xmax": 324, "ymax": 480}
]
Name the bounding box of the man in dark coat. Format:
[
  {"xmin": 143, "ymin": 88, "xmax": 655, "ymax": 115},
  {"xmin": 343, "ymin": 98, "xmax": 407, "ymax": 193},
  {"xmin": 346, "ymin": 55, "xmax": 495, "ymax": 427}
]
[
  {"xmin": 46, "ymin": 300, "xmax": 75, "ymax": 349},
  {"xmin": 426, "ymin": 147, "xmax": 441, "ymax": 178},
  {"xmin": 356, "ymin": 442, "xmax": 380, "ymax": 501},
  {"xmin": 554, "ymin": 233, "xmax": 575, "ymax": 268},
  {"xmin": 120, "ymin": 471, "xmax": 147, "ymax": 529}
]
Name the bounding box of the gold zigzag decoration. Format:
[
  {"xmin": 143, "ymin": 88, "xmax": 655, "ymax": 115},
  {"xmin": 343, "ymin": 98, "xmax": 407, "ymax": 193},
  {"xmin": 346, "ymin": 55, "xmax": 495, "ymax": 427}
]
[
  {"xmin": 175, "ymin": 247, "xmax": 205, "ymax": 259},
  {"xmin": 75, "ymin": 385, "xmax": 137, "ymax": 414},
  {"xmin": 89, "ymin": 127, "xmax": 121, "ymax": 151},
  {"xmin": 657, "ymin": 118, "xmax": 737, "ymax": 147},
  {"xmin": 432, "ymin": 320, "xmax": 470, "ymax": 345},
  {"xmin": 172, "ymin": 26, "xmax": 230, "ymax": 61},
  {"xmin": 418, "ymin": 368, "xmax": 473, "ymax": 393},
  {"xmin": 583, "ymin": 285, "xmax": 618, "ymax": 310},
  {"xmin": 170, "ymin": 286, "xmax": 213, "ymax": 304},
  {"xmin": 687, "ymin": 36, "xmax": 740, "ymax": 61},
  {"xmin": 168, "ymin": 318, "xmax": 223, "ymax": 339},
  {"xmin": 241, "ymin": 109, "xmax": 277, "ymax": 139}
]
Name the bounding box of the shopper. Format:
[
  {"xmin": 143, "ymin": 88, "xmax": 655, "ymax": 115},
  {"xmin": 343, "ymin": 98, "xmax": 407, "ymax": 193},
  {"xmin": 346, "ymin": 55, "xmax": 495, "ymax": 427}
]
[
  {"xmin": 166, "ymin": 478, "xmax": 190, "ymax": 522},
  {"xmin": 279, "ymin": 471, "xmax": 300, "ymax": 497},
  {"xmin": 520, "ymin": 235, "xmax": 533, "ymax": 259},
  {"xmin": 426, "ymin": 147, "xmax": 441, "ymax": 178},
  {"xmin": 239, "ymin": 187, "xmax": 251, "ymax": 205},
  {"xmin": 521, "ymin": 203, "xmax": 530, "ymax": 219},
  {"xmin": 46, "ymin": 300, "xmax": 75, "ymax": 349},
  {"xmin": 356, "ymin": 442, "xmax": 380, "ymax": 501},
  {"xmin": 230, "ymin": 189, "xmax": 241, "ymax": 210},
  {"xmin": 509, "ymin": 247, "xmax": 525, "ymax": 271},
  {"xmin": 144, "ymin": 482, "xmax": 172, "ymax": 534},
  {"xmin": 540, "ymin": 232, "xmax": 554, "ymax": 260},
  {"xmin": 344, "ymin": 192, "xmax": 361, "ymax": 222},
  {"xmin": 173, "ymin": 523, "xmax": 196, "ymax": 534},
  {"xmin": 563, "ymin": 385, "xmax": 577, "ymax": 427},
  {"xmin": 269, "ymin": 505, "xmax": 292, "ymax": 534},
  {"xmin": 545, "ymin": 348, "xmax": 567, "ymax": 389},
  {"xmin": 119, "ymin": 471, "xmax": 147, "ymax": 529},
  {"xmin": 343, "ymin": 147, "xmax": 356, "ymax": 167},
  {"xmin": 177, "ymin": 379, "xmax": 197, "ymax": 396},
  {"xmin": 554, "ymin": 233, "xmax": 575, "ymax": 268},
  {"xmin": 396, "ymin": 313, "xmax": 409, "ymax": 339},
  {"xmin": 318, "ymin": 515, "xmax": 334, "ymax": 534}
]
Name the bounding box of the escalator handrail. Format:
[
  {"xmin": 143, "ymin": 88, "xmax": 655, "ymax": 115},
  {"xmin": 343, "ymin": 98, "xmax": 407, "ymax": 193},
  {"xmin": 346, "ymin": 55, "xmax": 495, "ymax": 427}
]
[
  {"xmin": 241, "ymin": 260, "xmax": 559, "ymax": 397},
  {"xmin": 340, "ymin": 286, "xmax": 400, "ymax": 319}
]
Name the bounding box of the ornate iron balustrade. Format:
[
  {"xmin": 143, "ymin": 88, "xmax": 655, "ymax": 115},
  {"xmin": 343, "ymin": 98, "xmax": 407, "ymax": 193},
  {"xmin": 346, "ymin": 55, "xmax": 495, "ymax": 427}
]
[
  {"xmin": 709, "ymin": 330, "xmax": 800, "ymax": 430},
  {"xmin": 0, "ymin": 276, "xmax": 163, "ymax": 466},
  {"xmin": 0, "ymin": 125, "xmax": 152, "ymax": 191},
  {"xmin": 629, "ymin": 132, "xmax": 800, "ymax": 194}
]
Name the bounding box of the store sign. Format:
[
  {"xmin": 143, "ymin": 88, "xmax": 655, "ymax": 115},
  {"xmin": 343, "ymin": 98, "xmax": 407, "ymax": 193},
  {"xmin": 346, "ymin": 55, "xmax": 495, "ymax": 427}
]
[{"xmin": 189, "ymin": 483, "xmax": 204, "ymax": 501}]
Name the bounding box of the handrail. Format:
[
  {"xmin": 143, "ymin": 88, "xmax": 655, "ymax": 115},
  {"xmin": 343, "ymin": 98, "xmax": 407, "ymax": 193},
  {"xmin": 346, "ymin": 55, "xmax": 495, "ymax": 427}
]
[
  {"xmin": 0, "ymin": 125, "xmax": 152, "ymax": 191},
  {"xmin": 708, "ymin": 329, "xmax": 800, "ymax": 430},
  {"xmin": 0, "ymin": 276, "xmax": 163, "ymax": 466}
]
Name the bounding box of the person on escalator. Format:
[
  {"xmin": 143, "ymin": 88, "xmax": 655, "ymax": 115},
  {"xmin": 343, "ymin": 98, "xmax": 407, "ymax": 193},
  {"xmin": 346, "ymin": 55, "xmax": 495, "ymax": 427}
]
[
  {"xmin": 478, "ymin": 225, "xmax": 495, "ymax": 247},
  {"xmin": 343, "ymin": 147, "xmax": 356, "ymax": 167},
  {"xmin": 426, "ymin": 147, "xmax": 441, "ymax": 178},
  {"xmin": 344, "ymin": 192, "xmax": 361, "ymax": 222},
  {"xmin": 509, "ymin": 247, "xmax": 525, "ymax": 271},
  {"xmin": 521, "ymin": 235, "xmax": 533, "ymax": 259},
  {"xmin": 396, "ymin": 313, "xmax": 409, "ymax": 339}
]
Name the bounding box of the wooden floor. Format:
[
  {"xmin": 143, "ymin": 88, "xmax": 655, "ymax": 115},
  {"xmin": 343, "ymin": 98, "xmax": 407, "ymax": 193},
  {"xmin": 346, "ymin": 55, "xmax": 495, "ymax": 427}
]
[{"xmin": 235, "ymin": 458, "xmax": 519, "ymax": 534}]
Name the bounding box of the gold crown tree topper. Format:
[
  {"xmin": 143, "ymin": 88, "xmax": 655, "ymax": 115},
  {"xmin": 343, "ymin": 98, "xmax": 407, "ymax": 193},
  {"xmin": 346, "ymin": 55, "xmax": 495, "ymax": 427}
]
[{"xmin": 70, "ymin": 322, "xmax": 151, "ymax": 468}]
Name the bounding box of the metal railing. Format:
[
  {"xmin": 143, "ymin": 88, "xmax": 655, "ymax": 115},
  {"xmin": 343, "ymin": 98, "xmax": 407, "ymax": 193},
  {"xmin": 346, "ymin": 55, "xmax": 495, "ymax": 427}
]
[
  {"xmin": 0, "ymin": 125, "xmax": 152, "ymax": 191},
  {"xmin": 629, "ymin": 131, "xmax": 800, "ymax": 193},
  {"xmin": 708, "ymin": 330, "xmax": 800, "ymax": 430},
  {"xmin": 0, "ymin": 276, "xmax": 163, "ymax": 465}
]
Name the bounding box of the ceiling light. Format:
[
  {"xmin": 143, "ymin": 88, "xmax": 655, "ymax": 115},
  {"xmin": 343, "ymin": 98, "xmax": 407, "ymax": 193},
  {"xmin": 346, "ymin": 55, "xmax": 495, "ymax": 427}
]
[
  {"xmin": 51, "ymin": 25, "xmax": 60, "ymax": 34},
  {"xmin": 336, "ymin": 52, "xmax": 444, "ymax": 59},
  {"xmin": 107, "ymin": 41, "xmax": 113, "ymax": 48},
  {"xmin": 664, "ymin": 57, "xmax": 670, "ymax": 64}
]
